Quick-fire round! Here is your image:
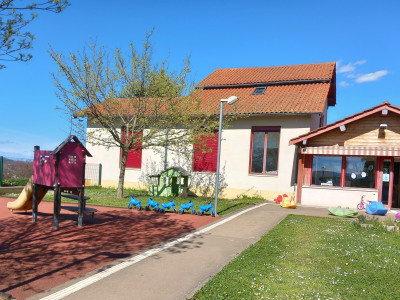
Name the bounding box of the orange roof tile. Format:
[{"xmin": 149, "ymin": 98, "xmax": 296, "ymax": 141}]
[
  {"xmin": 197, "ymin": 62, "xmax": 336, "ymax": 87},
  {"xmin": 87, "ymin": 62, "xmax": 336, "ymax": 117},
  {"xmin": 194, "ymin": 62, "xmax": 336, "ymax": 115},
  {"xmin": 195, "ymin": 83, "xmax": 332, "ymax": 115}
]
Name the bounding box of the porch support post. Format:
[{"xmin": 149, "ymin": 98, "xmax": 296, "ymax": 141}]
[
  {"xmin": 389, "ymin": 157, "xmax": 394, "ymax": 208},
  {"xmin": 296, "ymin": 153, "xmax": 304, "ymax": 204}
]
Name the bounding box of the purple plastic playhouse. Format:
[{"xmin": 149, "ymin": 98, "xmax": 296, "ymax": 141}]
[{"xmin": 32, "ymin": 135, "xmax": 92, "ymax": 229}]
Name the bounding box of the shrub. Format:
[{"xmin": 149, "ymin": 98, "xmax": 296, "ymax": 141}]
[{"xmin": 2, "ymin": 178, "xmax": 29, "ymax": 186}]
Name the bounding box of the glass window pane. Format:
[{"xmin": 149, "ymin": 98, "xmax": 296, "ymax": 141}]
[
  {"xmin": 266, "ymin": 132, "xmax": 279, "ymax": 174},
  {"xmin": 312, "ymin": 156, "xmax": 342, "ymax": 186},
  {"xmin": 345, "ymin": 157, "xmax": 376, "ymax": 188},
  {"xmin": 251, "ymin": 132, "xmax": 265, "ymax": 173}
]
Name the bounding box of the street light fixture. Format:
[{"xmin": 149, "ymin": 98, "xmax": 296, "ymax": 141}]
[{"xmin": 214, "ymin": 96, "xmax": 239, "ymax": 216}]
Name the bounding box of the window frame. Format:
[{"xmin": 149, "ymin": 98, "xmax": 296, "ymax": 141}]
[
  {"xmin": 248, "ymin": 126, "xmax": 281, "ymax": 176},
  {"xmin": 252, "ymin": 86, "xmax": 267, "ymax": 95},
  {"xmin": 310, "ymin": 154, "xmax": 378, "ymax": 189},
  {"xmin": 311, "ymin": 155, "xmax": 343, "ymax": 187}
]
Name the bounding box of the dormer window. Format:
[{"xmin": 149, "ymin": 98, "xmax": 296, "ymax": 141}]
[{"xmin": 252, "ymin": 86, "xmax": 266, "ymax": 95}]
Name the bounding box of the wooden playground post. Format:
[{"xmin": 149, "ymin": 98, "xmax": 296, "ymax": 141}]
[
  {"xmin": 77, "ymin": 159, "xmax": 87, "ymax": 227},
  {"xmin": 53, "ymin": 153, "xmax": 61, "ymax": 229},
  {"xmin": 32, "ymin": 146, "xmax": 40, "ymax": 222},
  {"xmin": 32, "ymin": 183, "xmax": 38, "ymax": 222},
  {"xmin": 78, "ymin": 188, "xmax": 84, "ymax": 227}
]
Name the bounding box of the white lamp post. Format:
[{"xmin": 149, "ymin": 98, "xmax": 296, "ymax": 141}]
[{"xmin": 214, "ymin": 96, "xmax": 239, "ymax": 216}]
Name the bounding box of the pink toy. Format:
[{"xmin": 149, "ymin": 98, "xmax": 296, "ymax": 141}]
[{"xmin": 357, "ymin": 195, "xmax": 370, "ymax": 210}]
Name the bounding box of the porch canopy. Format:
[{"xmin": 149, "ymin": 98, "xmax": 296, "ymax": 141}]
[{"xmin": 301, "ymin": 146, "xmax": 400, "ymax": 156}]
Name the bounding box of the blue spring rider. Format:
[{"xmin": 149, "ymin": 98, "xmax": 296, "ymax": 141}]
[
  {"xmin": 128, "ymin": 197, "xmax": 142, "ymax": 210},
  {"xmin": 197, "ymin": 202, "xmax": 215, "ymax": 217},
  {"xmin": 145, "ymin": 198, "xmax": 160, "ymax": 212},
  {"xmin": 179, "ymin": 200, "xmax": 196, "ymax": 215},
  {"xmin": 160, "ymin": 200, "xmax": 177, "ymax": 213}
]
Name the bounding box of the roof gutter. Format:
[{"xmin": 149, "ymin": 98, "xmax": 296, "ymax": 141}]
[{"xmin": 196, "ymin": 78, "xmax": 331, "ymax": 90}]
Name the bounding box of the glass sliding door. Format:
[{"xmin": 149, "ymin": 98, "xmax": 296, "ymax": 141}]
[{"xmin": 381, "ymin": 158, "xmax": 393, "ymax": 206}]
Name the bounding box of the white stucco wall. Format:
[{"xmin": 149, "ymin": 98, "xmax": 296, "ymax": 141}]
[
  {"xmin": 212, "ymin": 115, "xmax": 312, "ymax": 199},
  {"xmin": 301, "ymin": 186, "xmax": 378, "ymax": 208},
  {"xmin": 86, "ymin": 114, "xmax": 315, "ymax": 199}
]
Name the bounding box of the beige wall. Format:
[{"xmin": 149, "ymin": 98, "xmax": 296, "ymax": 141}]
[
  {"xmin": 301, "ymin": 186, "xmax": 378, "ymax": 208},
  {"xmin": 86, "ymin": 114, "xmax": 315, "ymax": 199}
]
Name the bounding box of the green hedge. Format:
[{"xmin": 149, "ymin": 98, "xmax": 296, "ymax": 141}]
[{"xmin": 2, "ymin": 178, "xmax": 29, "ymax": 186}]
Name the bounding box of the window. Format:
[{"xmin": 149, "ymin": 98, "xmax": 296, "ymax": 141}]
[
  {"xmin": 68, "ymin": 155, "xmax": 77, "ymax": 164},
  {"xmin": 252, "ymin": 86, "xmax": 266, "ymax": 95},
  {"xmin": 121, "ymin": 127, "xmax": 142, "ymax": 169},
  {"xmin": 250, "ymin": 127, "xmax": 280, "ymax": 174},
  {"xmin": 193, "ymin": 133, "xmax": 218, "ymax": 172},
  {"xmin": 345, "ymin": 157, "xmax": 376, "ymax": 188},
  {"xmin": 312, "ymin": 156, "xmax": 342, "ymax": 186},
  {"xmin": 311, "ymin": 155, "xmax": 377, "ymax": 189}
]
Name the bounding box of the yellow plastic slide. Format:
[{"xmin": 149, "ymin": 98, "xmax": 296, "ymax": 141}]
[{"xmin": 7, "ymin": 176, "xmax": 48, "ymax": 211}]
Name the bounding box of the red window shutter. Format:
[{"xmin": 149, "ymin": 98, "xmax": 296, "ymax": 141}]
[
  {"xmin": 121, "ymin": 128, "xmax": 142, "ymax": 169},
  {"xmin": 193, "ymin": 134, "xmax": 218, "ymax": 172}
]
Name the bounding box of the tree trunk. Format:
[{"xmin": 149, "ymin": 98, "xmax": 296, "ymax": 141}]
[{"xmin": 117, "ymin": 148, "xmax": 129, "ymax": 198}]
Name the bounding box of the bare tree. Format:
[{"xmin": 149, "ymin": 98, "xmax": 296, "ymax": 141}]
[
  {"xmin": 0, "ymin": 0, "xmax": 69, "ymax": 69},
  {"xmin": 49, "ymin": 31, "xmax": 222, "ymax": 198}
]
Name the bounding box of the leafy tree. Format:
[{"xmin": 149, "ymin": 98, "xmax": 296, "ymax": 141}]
[
  {"xmin": 49, "ymin": 31, "xmax": 223, "ymax": 198},
  {"xmin": 0, "ymin": 0, "xmax": 69, "ymax": 69}
]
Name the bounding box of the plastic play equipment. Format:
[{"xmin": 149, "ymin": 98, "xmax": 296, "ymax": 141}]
[
  {"xmin": 128, "ymin": 197, "xmax": 142, "ymax": 210},
  {"xmin": 145, "ymin": 198, "xmax": 160, "ymax": 212},
  {"xmin": 178, "ymin": 200, "xmax": 196, "ymax": 215},
  {"xmin": 395, "ymin": 212, "xmax": 400, "ymax": 223},
  {"xmin": 160, "ymin": 200, "xmax": 177, "ymax": 213},
  {"xmin": 280, "ymin": 195, "xmax": 297, "ymax": 209},
  {"xmin": 7, "ymin": 176, "xmax": 48, "ymax": 211},
  {"xmin": 197, "ymin": 202, "xmax": 215, "ymax": 217},
  {"xmin": 275, "ymin": 194, "xmax": 287, "ymax": 204},
  {"xmin": 366, "ymin": 201, "xmax": 388, "ymax": 215},
  {"xmin": 328, "ymin": 206, "xmax": 358, "ymax": 217},
  {"xmin": 148, "ymin": 167, "xmax": 189, "ymax": 197},
  {"xmin": 27, "ymin": 135, "xmax": 92, "ymax": 229},
  {"xmin": 357, "ymin": 195, "xmax": 370, "ymax": 210}
]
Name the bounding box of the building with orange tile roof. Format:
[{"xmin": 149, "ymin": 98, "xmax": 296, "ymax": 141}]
[
  {"xmin": 290, "ymin": 101, "xmax": 400, "ymax": 210},
  {"xmin": 86, "ymin": 62, "xmax": 337, "ymax": 201}
]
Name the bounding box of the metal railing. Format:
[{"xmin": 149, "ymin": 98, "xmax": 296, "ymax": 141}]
[
  {"xmin": 85, "ymin": 163, "xmax": 102, "ymax": 186},
  {"xmin": 0, "ymin": 156, "xmax": 3, "ymax": 187}
]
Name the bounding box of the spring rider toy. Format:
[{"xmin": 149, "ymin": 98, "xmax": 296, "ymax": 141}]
[
  {"xmin": 145, "ymin": 198, "xmax": 160, "ymax": 212},
  {"xmin": 178, "ymin": 200, "xmax": 196, "ymax": 215},
  {"xmin": 160, "ymin": 200, "xmax": 177, "ymax": 213},
  {"xmin": 128, "ymin": 197, "xmax": 142, "ymax": 210},
  {"xmin": 197, "ymin": 202, "xmax": 215, "ymax": 217}
]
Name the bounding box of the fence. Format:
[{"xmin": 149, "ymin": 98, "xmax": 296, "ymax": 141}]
[
  {"xmin": 85, "ymin": 163, "xmax": 102, "ymax": 186},
  {"xmin": 0, "ymin": 156, "xmax": 3, "ymax": 187}
]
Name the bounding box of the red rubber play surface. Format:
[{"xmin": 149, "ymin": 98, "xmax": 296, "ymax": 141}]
[{"xmin": 0, "ymin": 196, "xmax": 217, "ymax": 300}]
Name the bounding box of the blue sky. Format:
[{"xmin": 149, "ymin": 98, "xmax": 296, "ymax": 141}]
[{"xmin": 1, "ymin": 0, "xmax": 399, "ymax": 160}]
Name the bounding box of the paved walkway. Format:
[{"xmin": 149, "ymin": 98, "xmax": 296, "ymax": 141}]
[{"xmin": 28, "ymin": 203, "xmax": 353, "ymax": 300}]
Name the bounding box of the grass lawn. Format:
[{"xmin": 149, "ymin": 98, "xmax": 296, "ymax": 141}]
[
  {"xmin": 191, "ymin": 215, "xmax": 400, "ymax": 299},
  {"xmin": 34, "ymin": 186, "xmax": 265, "ymax": 216}
]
